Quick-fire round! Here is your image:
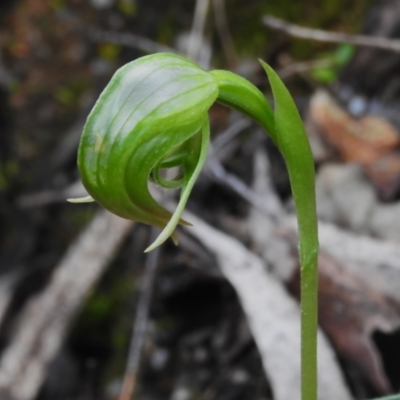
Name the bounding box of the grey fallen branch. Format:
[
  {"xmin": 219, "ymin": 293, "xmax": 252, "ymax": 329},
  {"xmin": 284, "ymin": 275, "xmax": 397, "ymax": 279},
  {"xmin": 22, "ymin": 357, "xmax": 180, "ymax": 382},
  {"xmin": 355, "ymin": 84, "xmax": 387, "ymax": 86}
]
[
  {"xmin": 181, "ymin": 209, "xmax": 353, "ymax": 400},
  {"xmin": 0, "ymin": 210, "xmax": 133, "ymax": 400},
  {"xmin": 0, "ymin": 274, "xmax": 19, "ymax": 328},
  {"xmin": 309, "ymin": 219, "xmax": 400, "ymax": 305},
  {"xmin": 278, "ymin": 59, "xmax": 336, "ymax": 79},
  {"xmin": 248, "ymin": 150, "xmax": 400, "ymax": 304},
  {"xmin": 205, "ymin": 151, "xmax": 284, "ymax": 225},
  {"xmin": 211, "ymin": 118, "xmax": 251, "ymax": 154},
  {"xmin": 89, "ymin": 29, "xmax": 177, "ymax": 54},
  {"xmin": 212, "ymin": 0, "xmax": 237, "ymax": 65},
  {"xmin": 18, "ymin": 180, "xmax": 88, "ymax": 208},
  {"xmin": 263, "ymin": 15, "xmax": 400, "ymax": 53}
]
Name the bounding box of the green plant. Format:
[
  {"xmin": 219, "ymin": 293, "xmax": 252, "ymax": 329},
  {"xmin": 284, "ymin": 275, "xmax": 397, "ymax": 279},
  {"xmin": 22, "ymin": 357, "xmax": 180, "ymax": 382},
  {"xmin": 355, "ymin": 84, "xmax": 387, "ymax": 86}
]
[
  {"xmin": 71, "ymin": 53, "xmax": 319, "ymax": 400},
  {"xmin": 311, "ymin": 43, "xmax": 355, "ymax": 83}
]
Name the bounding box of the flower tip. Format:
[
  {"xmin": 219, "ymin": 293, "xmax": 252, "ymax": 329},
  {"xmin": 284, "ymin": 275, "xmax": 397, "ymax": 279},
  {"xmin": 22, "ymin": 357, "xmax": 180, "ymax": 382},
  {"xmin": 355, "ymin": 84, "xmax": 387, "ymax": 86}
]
[
  {"xmin": 143, "ymin": 245, "xmax": 154, "ymax": 253},
  {"xmin": 144, "ymin": 230, "xmax": 179, "ymax": 253},
  {"xmin": 67, "ymin": 196, "xmax": 95, "ymax": 203}
]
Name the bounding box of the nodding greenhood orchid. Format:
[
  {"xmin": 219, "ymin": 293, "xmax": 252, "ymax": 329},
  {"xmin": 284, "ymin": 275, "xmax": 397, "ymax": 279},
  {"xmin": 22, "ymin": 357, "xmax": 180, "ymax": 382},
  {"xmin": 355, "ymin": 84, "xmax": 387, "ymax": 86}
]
[
  {"xmin": 71, "ymin": 52, "xmax": 317, "ymax": 259},
  {"xmin": 71, "ymin": 52, "xmax": 319, "ymax": 400}
]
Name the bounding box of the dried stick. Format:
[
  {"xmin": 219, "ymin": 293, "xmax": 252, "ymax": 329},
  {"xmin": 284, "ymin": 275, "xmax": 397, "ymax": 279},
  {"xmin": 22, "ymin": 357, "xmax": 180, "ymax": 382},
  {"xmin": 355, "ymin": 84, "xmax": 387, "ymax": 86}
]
[
  {"xmin": 263, "ymin": 15, "xmax": 400, "ymax": 53},
  {"xmin": 212, "ymin": 0, "xmax": 237, "ymax": 65},
  {"xmin": 278, "ymin": 59, "xmax": 336, "ymax": 79},
  {"xmin": 211, "ymin": 118, "xmax": 251, "ymax": 154},
  {"xmin": 0, "ymin": 211, "xmax": 133, "ymax": 400},
  {"xmin": 0, "ymin": 273, "xmax": 18, "ymax": 328},
  {"xmin": 118, "ymin": 229, "xmax": 161, "ymax": 400},
  {"xmin": 89, "ymin": 29, "xmax": 176, "ymax": 54},
  {"xmin": 205, "ymin": 155, "xmax": 284, "ymax": 224},
  {"xmin": 187, "ymin": 0, "xmax": 211, "ymax": 64}
]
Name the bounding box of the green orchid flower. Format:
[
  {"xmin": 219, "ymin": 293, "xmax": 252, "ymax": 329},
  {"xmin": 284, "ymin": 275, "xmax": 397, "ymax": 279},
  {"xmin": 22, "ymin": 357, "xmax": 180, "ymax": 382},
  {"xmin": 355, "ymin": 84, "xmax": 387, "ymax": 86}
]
[
  {"xmin": 73, "ymin": 53, "xmax": 317, "ymax": 256},
  {"xmin": 72, "ymin": 52, "xmax": 319, "ymax": 400}
]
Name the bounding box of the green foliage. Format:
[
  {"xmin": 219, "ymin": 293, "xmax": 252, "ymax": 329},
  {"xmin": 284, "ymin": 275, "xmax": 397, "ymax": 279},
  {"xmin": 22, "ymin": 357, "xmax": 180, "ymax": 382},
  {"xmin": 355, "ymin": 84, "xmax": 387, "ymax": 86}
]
[
  {"xmin": 49, "ymin": 0, "xmax": 66, "ymax": 10},
  {"xmin": 0, "ymin": 159, "xmax": 18, "ymax": 191},
  {"xmin": 98, "ymin": 43, "xmax": 121, "ymax": 62},
  {"xmin": 311, "ymin": 43, "xmax": 355, "ymax": 83},
  {"xmin": 117, "ymin": 0, "xmax": 136, "ymax": 15},
  {"xmin": 74, "ymin": 52, "xmax": 319, "ymax": 400}
]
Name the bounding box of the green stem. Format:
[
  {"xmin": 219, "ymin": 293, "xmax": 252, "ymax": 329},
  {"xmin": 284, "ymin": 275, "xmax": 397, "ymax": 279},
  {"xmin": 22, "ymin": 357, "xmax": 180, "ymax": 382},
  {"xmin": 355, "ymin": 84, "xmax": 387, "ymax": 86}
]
[
  {"xmin": 258, "ymin": 61, "xmax": 319, "ymax": 400},
  {"xmin": 214, "ymin": 63, "xmax": 320, "ymax": 400},
  {"xmin": 301, "ymin": 254, "xmax": 318, "ymax": 400}
]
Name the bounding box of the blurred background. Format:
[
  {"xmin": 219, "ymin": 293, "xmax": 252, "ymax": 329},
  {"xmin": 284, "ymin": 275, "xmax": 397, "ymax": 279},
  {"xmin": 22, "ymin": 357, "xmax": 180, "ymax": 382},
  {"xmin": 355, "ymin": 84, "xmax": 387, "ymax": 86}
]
[{"xmin": 1, "ymin": 0, "xmax": 400, "ymax": 399}]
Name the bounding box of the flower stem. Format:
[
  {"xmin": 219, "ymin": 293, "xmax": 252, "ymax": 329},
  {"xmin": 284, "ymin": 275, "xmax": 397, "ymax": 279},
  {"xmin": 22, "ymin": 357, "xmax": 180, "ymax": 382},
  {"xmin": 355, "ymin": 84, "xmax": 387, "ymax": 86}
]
[{"xmin": 301, "ymin": 254, "xmax": 318, "ymax": 400}]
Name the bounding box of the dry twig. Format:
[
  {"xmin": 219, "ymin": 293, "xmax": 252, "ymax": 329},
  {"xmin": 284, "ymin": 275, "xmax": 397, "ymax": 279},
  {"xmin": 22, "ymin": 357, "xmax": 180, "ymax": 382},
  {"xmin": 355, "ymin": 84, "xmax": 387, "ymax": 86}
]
[
  {"xmin": 118, "ymin": 229, "xmax": 161, "ymax": 400},
  {"xmin": 187, "ymin": 0, "xmax": 211, "ymax": 66},
  {"xmin": 0, "ymin": 211, "xmax": 133, "ymax": 400},
  {"xmin": 205, "ymin": 154, "xmax": 284, "ymax": 225},
  {"xmin": 0, "ymin": 273, "xmax": 18, "ymax": 328},
  {"xmin": 212, "ymin": 118, "xmax": 251, "ymax": 154},
  {"xmin": 278, "ymin": 59, "xmax": 336, "ymax": 79},
  {"xmin": 263, "ymin": 15, "xmax": 400, "ymax": 53},
  {"xmin": 247, "ymin": 150, "xmax": 400, "ymax": 303},
  {"xmin": 89, "ymin": 29, "xmax": 177, "ymax": 54},
  {"xmin": 212, "ymin": 0, "xmax": 237, "ymax": 65}
]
